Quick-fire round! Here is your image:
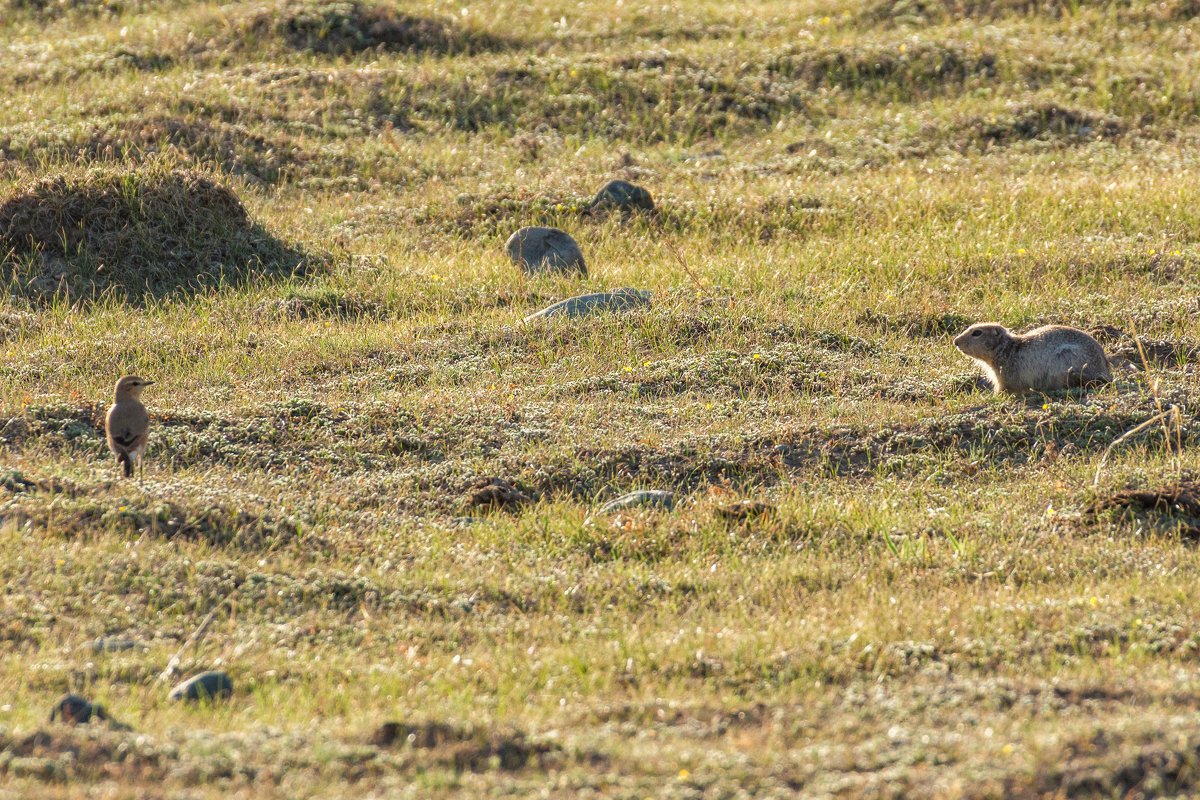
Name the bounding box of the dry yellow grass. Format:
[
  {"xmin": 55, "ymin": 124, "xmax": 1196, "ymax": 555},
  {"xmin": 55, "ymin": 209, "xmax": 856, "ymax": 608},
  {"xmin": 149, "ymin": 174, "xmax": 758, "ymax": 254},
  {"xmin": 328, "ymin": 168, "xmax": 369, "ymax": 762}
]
[{"xmin": 1, "ymin": 0, "xmax": 1200, "ymax": 797}]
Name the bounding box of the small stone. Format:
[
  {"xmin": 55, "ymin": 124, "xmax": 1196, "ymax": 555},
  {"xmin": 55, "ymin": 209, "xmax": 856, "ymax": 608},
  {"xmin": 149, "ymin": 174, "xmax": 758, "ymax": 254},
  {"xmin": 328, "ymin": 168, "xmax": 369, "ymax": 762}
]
[
  {"xmin": 601, "ymin": 490, "xmax": 676, "ymax": 513},
  {"xmin": 49, "ymin": 694, "xmax": 107, "ymax": 724},
  {"xmin": 82, "ymin": 636, "xmax": 137, "ymax": 653},
  {"xmin": 589, "ymin": 179, "xmax": 654, "ymax": 212},
  {"xmin": 168, "ymin": 671, "xmax": 233, "ymax": 703},
  {"xmin": 468, "ymin": 478, "xmax": 529, "ymax": 511},
  {"xmin": 524, "ymin": 288, "xmax": 651, "ymax": 323},
  {"xmin": 504, "ymin": 227, "xmax": 587, "ymax": 276}
]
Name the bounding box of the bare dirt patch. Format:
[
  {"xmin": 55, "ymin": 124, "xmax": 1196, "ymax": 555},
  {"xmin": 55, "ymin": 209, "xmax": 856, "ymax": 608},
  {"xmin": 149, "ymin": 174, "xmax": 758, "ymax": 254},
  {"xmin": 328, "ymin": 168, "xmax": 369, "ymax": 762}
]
[
  {"xmin": 1088, "ymin": 480, "xmax": 1200, "ymax": 540},
  {"xmin": 963, "ymin": 102, "xmax": 1125, "ymax": 148},
  {"xmin": 1090, "ymin": 325, "xmax": 1200, "ymax": 368},
  {"xmin": 368, "ymin": 720, "xmax": 561, "ymax": 772}
]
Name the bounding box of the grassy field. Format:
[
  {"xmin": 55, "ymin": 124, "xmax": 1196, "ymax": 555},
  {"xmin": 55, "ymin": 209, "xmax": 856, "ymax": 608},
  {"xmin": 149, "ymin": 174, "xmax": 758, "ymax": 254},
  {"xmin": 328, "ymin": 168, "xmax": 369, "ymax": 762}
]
[{"xmin": 2, "ymin": 0, "xmax": 1200, "ymax": 796}]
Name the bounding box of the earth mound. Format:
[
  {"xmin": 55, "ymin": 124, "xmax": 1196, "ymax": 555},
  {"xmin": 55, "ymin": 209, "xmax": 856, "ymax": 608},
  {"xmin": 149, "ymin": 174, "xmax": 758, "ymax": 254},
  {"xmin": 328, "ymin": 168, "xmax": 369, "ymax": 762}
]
[
  {"xmin": 237, "ymin": 0, "xmax": 508, "ymax": 56},
  {"xmin": 0, "ymin": 164, "xmax": 313, "ymax": 301}
]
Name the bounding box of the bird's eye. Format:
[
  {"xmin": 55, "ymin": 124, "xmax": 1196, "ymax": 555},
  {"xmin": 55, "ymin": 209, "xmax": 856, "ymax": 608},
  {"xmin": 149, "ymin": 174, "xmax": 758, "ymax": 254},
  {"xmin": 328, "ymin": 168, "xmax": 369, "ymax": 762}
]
[{"xmin": 971, "ymin": 330, "xmax": 981, "ymax": 337}]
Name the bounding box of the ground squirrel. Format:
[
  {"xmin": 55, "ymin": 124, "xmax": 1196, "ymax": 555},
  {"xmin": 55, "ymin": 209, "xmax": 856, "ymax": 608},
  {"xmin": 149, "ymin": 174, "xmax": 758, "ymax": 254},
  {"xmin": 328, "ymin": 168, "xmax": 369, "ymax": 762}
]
[
  {"xmin": 953, "ymin": 323, "xmax": 1111, "ymax": 394},
  {"xmin": 105, "ymin": 375, "xmax": 153, "ymax": 478}
]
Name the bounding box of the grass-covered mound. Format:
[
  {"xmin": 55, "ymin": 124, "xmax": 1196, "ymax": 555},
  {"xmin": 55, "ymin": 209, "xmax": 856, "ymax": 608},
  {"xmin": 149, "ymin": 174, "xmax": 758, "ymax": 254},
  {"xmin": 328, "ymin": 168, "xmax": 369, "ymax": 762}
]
[
  {"xmin": 865, "ymin": 0, "xmax": 1200, "ymax": 25},
  {"xmin": 0, "ymin": 114, "xmax": 316, "ymax": 184},
  {"xmin": 0, "ymin": 164, "xmax": 312, "ymax": 301},
  {"xmin": 3, "ymin": 0, "xmax": 182, "ymax": 19},
  {"xmin": 230, "ymin": 0, "xmax": 510, "ymax": 56}
]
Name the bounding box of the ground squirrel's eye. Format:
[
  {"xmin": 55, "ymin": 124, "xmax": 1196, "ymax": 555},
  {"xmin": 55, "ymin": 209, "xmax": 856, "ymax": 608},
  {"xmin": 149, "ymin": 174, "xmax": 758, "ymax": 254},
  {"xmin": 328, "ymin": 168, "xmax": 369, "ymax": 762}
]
[{"xmin": 971, "ymin": 330, "xmax": 981, "ymax": 337}]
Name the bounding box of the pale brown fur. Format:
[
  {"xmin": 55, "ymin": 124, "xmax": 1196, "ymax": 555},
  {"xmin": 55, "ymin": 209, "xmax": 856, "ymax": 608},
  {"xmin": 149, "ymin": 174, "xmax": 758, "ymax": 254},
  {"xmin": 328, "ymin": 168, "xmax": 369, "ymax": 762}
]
[
  {"xmin": 105, "ymin": 376, "xmax": 153, "ymax": 478},
  {"xmin": 953, "ymin": 323, "xmax": 1111, "ymax": 394}
]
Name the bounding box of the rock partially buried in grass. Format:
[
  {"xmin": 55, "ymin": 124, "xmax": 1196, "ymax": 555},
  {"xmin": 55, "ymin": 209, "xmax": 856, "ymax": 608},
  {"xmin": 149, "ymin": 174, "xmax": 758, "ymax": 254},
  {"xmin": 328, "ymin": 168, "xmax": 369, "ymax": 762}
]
[
  {"xmin": 81, "ymin": 636, "xmax": 138, "ymax": 653},
  {"xmin": 49, "ymin": 694, "xmax": 107, "ymax": 724},
  {"xmin": 504, "ymin": 226, "xmax": 587, "ymax": 276},
  {"xmin": 524, "ymin": 288, "xmax": 651, "ymax": 323},
  {"xmin": 588, "ymin": 179, "xmax": 654, "ymax": 213},
  {"xmin": 601, "ymin": 490, "xmax": 676, "ymax": 513},
  {"xmin": 168, "ymin": 671, "xmax": 233, "ymax": 703}
]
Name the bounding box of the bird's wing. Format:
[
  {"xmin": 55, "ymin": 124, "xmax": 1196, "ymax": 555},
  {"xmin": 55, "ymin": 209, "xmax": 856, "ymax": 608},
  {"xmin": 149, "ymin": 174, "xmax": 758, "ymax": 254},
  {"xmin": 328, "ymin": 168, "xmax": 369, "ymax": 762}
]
[
  {"xmin": 112, "ymin": 429, "xmax": 140, "ymax": 447},
  {"xmin": 107, "ymin": 403, "xmax": 149, "ymax": 449}
]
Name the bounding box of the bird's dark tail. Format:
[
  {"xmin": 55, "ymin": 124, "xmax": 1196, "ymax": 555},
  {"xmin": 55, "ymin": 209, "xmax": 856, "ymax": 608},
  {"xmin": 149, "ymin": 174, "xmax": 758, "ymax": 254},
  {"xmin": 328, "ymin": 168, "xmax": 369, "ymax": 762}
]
[{"xmin": 118, "ymin": 453, "xmax": 133, "ymax": 478}]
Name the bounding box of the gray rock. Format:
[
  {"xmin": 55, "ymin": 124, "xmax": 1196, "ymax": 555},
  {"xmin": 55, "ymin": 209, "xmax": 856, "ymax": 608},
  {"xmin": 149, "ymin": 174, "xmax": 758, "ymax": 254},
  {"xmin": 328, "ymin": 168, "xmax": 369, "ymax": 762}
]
[
  {"xmin": 49, "ymin": 694, "xmax": 107, "ymax": 724},
  {"xmin": 589, "ymin": 179, "xmax": 654, "ymax": 212},
  {"xmin": 601, "ymin": 490, "xmax": 676, "ymax": 513},
  {"xmin": 169, "ymin": 670, "xmax": 233, "ymax": 703},
  {"xmin": 82, "ymin": 636, "xmax": 137, "ymax": 653},
  {"xmin": 504, "ymin": 227, "xmax": 587, "ymax": 276},
  {"xmin": 524, "ymin": 288, "xmax": 651, "ymax": 323}
]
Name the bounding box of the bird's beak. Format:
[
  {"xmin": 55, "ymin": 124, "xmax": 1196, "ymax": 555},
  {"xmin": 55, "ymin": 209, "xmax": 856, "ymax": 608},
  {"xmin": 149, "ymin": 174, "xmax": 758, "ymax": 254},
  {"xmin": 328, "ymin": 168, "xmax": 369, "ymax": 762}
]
[{"xmin": 142, "ymin": 381, "xmax": 156, "ymax": 386}]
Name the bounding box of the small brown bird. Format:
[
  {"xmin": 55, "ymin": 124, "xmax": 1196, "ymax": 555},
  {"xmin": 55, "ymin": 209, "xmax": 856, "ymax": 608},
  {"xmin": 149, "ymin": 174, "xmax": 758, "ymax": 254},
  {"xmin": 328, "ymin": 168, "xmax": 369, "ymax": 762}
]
[{"xmin": 105, "ymin": 376, "xmax": 153, "ymax": 478}]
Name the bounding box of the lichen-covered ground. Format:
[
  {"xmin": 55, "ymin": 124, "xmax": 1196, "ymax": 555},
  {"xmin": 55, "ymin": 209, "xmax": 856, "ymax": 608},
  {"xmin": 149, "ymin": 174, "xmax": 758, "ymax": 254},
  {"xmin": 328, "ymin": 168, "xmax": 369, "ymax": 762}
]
[{"xmin": 2, "ymin": 1, "xmax": 1200, "ymax": 797}]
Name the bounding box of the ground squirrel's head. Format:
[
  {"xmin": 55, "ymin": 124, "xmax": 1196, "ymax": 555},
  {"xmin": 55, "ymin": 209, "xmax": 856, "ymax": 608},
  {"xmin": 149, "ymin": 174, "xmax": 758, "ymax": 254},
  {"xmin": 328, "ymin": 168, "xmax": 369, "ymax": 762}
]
[
  {"xmin": 114, "ymin": 375, "xmax": 154, "ymax": 401},
  {"xmin": 953, "ymin": 323, "xmax": 1013, "ymax": 363}
]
